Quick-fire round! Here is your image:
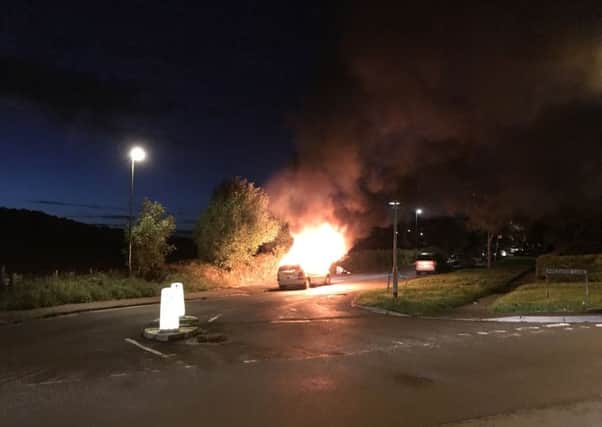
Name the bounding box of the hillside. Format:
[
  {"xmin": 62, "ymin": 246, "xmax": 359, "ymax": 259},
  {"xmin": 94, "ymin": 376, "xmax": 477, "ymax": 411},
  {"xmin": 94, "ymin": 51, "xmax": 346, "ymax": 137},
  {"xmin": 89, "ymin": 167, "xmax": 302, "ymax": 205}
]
[{"xmin": 0, "ymin": 208, "xmax": 194, "ymax": 274}]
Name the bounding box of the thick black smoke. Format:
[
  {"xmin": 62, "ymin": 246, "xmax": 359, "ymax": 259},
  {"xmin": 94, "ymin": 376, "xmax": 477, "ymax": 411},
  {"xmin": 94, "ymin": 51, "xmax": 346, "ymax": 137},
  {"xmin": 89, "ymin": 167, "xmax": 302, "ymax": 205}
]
[{"xmin": 268, "ymin": 1, "xmax": 602, "ymax": 240}]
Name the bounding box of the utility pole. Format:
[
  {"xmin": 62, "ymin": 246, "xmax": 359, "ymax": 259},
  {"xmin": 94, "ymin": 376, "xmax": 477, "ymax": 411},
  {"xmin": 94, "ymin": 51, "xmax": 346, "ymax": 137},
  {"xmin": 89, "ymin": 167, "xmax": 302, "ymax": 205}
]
[
  {"xmin": 128, "ymin": 158, "xmax": 135, "ymax": 275},
  {"xmin": 128, "ymin": 146, "xmax": 146, "ymax": 276},
  {"xmin": 415, "ymin": 208, "xmax": 423, "ymax": 255},
  {"xmin": 389, "ymin": 201, "xmax": 400, "ymax": 298}
]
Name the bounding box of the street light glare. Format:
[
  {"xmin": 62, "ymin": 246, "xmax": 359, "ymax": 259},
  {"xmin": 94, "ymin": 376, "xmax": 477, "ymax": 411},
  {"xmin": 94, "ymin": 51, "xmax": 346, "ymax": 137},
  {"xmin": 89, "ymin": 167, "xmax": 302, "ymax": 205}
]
[
  {"xmin": 129, "ymin": 146, "xmax": 146, "ymax": 162},
  {"xmin": 416, "ymin": 208, "xmax": 423, "ymax": 215},
  {"xmin": 388, "ymin": 201, "xmax": 400, "ymax": 206}
]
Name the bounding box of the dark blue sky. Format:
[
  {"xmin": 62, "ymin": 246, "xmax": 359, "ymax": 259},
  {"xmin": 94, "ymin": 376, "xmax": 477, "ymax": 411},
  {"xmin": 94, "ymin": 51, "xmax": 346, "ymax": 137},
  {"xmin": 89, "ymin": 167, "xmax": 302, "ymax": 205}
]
[{"xmin": 0, "ymin": 2, "xmax": 333, "ymax": 231}]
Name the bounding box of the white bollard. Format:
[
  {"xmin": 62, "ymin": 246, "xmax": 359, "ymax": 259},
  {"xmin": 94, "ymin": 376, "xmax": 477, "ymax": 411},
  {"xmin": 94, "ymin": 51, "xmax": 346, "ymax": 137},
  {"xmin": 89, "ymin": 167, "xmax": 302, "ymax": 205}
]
[
  {"xmin": 171, "ymin": 282, "xmax": 185, "ymax": 318},
  {"xmin": 159, "ymin": 287, "xmax": 180, "ymax": 331}
]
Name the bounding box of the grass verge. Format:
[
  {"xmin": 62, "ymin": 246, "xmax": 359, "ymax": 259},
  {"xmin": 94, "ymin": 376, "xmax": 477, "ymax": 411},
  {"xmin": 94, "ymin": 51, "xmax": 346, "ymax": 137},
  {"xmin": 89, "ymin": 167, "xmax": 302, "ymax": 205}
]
[
  {"xmin": 0, "ymin": 253, "xmax": 281, "ymax": 311},
  {"xmin": 0, "ymin": 269, "xmax": 212, "ymax": 311},
  {"xmin": 356, "ymin": 258, "xmax": 533, "ymax": 315},
  {"xmin": 491, "ymin": 282, "xmax": 602, "ymax": 313}
]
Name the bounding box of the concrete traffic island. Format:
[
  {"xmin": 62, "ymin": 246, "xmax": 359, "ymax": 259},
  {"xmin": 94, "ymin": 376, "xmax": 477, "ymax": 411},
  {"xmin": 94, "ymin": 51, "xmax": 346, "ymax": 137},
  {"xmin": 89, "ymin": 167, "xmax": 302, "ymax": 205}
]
[
  {"xmin": 142, "ymin": 283, "xmax": 201, "ymax": 342},
  {"xmin": 143, "ymin": 323, "xmax": 200, "ymax": 342},
  {"xmin": 148, "ymin": 314, "xmax": 200, "ymax": 328}
]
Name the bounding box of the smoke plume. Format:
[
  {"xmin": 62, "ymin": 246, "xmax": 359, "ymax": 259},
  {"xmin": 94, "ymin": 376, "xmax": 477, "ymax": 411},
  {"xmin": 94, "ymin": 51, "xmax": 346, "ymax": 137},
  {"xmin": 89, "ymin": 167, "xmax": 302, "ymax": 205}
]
[{"xmin": 268, "ymin": 1, "xmax": 602, "ymax": 241}]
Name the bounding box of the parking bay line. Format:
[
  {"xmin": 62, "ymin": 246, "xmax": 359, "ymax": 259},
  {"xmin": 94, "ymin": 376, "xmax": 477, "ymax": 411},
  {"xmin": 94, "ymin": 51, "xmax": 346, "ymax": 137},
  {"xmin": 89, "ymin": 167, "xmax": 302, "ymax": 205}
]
[
  {"xmin": 546, "ymin": 323, "xmax": 570, "ymax": 328},
  {"xmin": 208, "ymin": 314, "xmax": 222, "ymax": 323}
]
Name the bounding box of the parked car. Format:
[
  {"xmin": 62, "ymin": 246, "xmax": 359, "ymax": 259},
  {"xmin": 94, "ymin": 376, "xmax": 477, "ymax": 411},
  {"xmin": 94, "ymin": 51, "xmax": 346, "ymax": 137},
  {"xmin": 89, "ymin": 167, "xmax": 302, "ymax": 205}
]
[
  {"xmin": 415, "ymin": 252, "xmax": 446, "ymax": 275},
  {"xmin": 446, "ymin": 253, "xmax": 476, "ymax": 269},
  {"xmin": 277, "ymin": 265, "xmax": 332, "ymax": 289}
]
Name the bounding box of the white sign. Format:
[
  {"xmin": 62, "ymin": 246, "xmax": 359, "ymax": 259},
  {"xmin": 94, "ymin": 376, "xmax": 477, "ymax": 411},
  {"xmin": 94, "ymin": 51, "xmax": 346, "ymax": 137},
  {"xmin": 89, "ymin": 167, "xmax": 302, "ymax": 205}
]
[
  {"xmin": 545, "ymin": 268, "xmax": 587, "ymax": 275},
  {"xmin": 159, "ymin": 287, "xmax": 180, "ymax": 331},
  {"xmin": 171, "ymin": 282, "xmax": 185, "ymax": 317}
]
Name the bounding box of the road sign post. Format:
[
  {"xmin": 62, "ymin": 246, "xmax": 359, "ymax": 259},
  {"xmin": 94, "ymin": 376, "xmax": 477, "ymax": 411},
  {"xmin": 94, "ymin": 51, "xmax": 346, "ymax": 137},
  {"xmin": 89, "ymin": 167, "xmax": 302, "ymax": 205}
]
[
  {"xmin": 545, "ymin": 268, "xmax": 589, "ymax": 303},
  {"xmin": 389, "ymin": 201, "xmax": 400, "ymax": 298}
]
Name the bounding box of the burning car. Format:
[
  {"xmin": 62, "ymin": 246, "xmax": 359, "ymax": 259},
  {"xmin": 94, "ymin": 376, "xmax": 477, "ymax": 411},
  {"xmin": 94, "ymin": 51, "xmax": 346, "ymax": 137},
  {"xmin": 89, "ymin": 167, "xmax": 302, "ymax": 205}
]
[
  {"xmin": 277, "ymin": 223, "xmax": 347, "ymax": 290},
  {"xmin": 277, "ymin": 264, "xmax": 331, "ymax": 289}
]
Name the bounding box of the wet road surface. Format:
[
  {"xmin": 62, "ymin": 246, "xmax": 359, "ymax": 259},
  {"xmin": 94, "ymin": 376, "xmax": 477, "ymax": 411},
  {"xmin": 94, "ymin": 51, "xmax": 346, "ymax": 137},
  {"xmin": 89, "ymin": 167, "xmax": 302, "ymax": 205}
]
[{"xmin": 2, "ymin": 271, "xmax": 602, "ymax": 426}]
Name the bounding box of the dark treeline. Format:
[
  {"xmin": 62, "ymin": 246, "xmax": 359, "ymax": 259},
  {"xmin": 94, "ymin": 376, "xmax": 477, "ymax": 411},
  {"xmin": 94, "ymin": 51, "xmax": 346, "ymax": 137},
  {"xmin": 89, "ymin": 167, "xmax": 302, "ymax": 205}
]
[{"xmin": 0, "ymin": 208, "xmax": 194, "ymax": 274}]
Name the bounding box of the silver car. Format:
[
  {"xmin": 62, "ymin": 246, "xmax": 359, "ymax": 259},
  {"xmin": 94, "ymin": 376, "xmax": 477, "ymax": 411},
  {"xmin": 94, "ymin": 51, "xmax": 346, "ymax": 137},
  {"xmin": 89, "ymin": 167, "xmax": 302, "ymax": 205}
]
[{"xmin": 277, "ymin": 265, "xmax": 331, "ymax": 289}]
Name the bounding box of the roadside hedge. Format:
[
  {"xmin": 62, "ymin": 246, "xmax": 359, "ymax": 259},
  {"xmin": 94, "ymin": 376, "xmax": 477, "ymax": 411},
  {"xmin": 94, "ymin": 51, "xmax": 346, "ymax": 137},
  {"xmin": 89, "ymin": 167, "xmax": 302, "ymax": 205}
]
[
  {"xmin": 535, "ymin": 253, "xmax": 602, "ymax": 279},
  {"xmin": 339, "ymin": 249, "xmax": 416, "ymax": 273}
]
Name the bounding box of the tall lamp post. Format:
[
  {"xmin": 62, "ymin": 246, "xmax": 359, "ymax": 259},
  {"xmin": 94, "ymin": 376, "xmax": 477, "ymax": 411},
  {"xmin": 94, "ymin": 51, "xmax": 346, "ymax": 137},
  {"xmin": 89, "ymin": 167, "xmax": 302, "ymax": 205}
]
[
  {"xmin": 415, "ymin": 208, "xmax": 423, "ymax": 254},
  {"xmin": 389, "ymin": 201, "xmax": 401, "ymax": 298},
  {"xmin": 128, "ymin": 146, "xmax": 146, "ymax": 275}
]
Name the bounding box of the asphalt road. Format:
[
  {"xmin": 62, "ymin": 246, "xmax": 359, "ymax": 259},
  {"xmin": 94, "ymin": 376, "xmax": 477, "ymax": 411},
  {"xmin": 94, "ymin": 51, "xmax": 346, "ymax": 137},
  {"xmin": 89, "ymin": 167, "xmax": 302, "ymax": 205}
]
[{"xmin": 2, "ymin": 270, "xmax": 602, "ymax": 426}]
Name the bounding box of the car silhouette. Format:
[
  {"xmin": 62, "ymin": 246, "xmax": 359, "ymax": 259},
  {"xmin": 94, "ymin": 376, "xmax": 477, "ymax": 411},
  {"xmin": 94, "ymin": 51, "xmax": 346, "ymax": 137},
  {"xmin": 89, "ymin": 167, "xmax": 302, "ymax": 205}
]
[{"xmin": 277, "ymin": 264, "xmax": 332, "ymax": 289}]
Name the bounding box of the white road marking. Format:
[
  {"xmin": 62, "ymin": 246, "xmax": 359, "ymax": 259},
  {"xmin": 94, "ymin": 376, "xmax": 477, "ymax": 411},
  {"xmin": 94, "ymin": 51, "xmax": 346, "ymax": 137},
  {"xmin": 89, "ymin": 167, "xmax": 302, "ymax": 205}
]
[
  {"xmin": 208, "ymin": 314, "xmax": 222, "ymax": 323},
  {"xmin": 477, "ymin": 331, "xmax": 489, "ymax": 335},
  {"xmin": 530, "ymin": 330, "xmax": 545, "ymax": 334},
  {"xmin": 492, "ymin": 330, "xmax": 507, "ymax": 334},
  {"xmin": 595, "ymin": 324, "xmax": 602, "ymax": 328},
  {"xmin": 110, "ymin": 373, "xmax": 129, "ymax": 377},
  {"xmin": 457, "ymin": 333, "xmax": 471, "ymax": 337},
  {"xmin": 124, "ymin": 338, "xmax": 170, "ymax": 359},
  {"xmin": 516, "ymin": 326, "xmax": 540, "ymax": 331},
  {"xmin": 243, "ymin": 359, "xmax": 258, "ymax": 364},
  {"xmin": 580, "ymin": 325, "xmax": 591, "ymax": 329},
  {"xmin": 564, "ymin": 327, "xmax": 574, "ymax": 331},
  {"xmin": 546, "ymin": 323, "xmax": 570, "ymax": 328}
]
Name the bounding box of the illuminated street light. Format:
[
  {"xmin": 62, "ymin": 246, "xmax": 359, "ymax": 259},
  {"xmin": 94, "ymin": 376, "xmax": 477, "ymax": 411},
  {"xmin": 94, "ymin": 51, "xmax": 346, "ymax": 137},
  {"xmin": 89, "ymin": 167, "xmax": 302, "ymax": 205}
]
[
  {"xmin": 128, "ymin": 146, "xmax": 146, "ymax": 275},
  {"xmin": 389, "ymin": 201, "xmax": 401, "ymax": 298},
  {"xmin": 415, "ymin": 208, "xmax": 423, "ymax": 254},
  {"xmin": 129, "ymin": 146, "xmax": 146, "ymax": 162}
]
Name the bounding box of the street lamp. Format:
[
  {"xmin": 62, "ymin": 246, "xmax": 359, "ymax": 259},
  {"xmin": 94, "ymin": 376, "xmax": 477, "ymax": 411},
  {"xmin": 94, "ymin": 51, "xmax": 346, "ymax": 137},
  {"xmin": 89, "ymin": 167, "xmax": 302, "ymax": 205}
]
[
  {"xmin": 389, "ymin": 201, "xmax": 401, "ymax": 298},
  {"xmin": 415, "ymin": 208, "xmax": 423, "ymax": 254},
  {"xmin": 128, "ymin": 146, "xmax": 146, "ymax": 275}
]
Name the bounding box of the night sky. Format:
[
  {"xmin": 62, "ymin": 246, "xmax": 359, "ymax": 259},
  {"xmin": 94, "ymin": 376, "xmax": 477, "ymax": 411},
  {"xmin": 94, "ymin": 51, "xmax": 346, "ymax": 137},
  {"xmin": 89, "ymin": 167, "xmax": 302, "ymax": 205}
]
[
  {"xmin": 0, "ymin": 2, "xmax": 332, "ymax": 231},
  {"xmin": 2, "ymin": 1, "xmax": 601, "ymax": 239}
]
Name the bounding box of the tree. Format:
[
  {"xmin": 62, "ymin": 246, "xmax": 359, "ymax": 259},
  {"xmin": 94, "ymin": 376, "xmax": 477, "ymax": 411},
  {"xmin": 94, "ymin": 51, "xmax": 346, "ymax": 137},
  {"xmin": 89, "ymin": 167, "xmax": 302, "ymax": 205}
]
[
  {"xmin": 195, "ymin": 177, "xmax": 280, "ymax": 269},
  {"xmin": 259, "ymin": 222, "xmax": 294, "ymax": 256},
  {"xmin": 466, "ymin": 193, "xmax": 511, "ymax": 269},
  {"xmin": 128, "ymin": 199, "xmax": 176, "ymax": 278}
]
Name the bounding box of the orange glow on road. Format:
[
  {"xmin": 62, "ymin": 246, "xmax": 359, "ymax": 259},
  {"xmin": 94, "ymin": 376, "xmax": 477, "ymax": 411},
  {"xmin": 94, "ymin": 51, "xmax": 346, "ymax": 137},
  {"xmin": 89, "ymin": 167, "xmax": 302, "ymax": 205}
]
[{"xmin": 280, "ymin": 223, "xmax": 347, "ymax": 275}]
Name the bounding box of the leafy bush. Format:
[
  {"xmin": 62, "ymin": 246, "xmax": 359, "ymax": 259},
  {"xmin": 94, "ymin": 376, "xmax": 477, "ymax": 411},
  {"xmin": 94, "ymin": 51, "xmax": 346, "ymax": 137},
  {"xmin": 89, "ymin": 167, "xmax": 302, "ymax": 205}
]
[
  {"xmin": 195, "ymin": 177, "xmax": 280, "ymax": 269},
  {"xmin": 535, "ymin": 254, "xmax": 602, "ymax": 279},
  {"xmin": 172, "ymin": 251, "xmax": 284, "ymax": 288},
  {"xmin": 128, "ymin": 199, "xmax": 176, "ymax": 279}
]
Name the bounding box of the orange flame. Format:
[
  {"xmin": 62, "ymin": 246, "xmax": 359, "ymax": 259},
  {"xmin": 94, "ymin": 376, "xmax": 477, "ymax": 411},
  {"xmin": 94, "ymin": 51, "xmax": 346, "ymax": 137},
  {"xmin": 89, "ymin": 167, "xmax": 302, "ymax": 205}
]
[{"xmin": 279, "ymin": 223, "xmax": 348, "ymax": 275}]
